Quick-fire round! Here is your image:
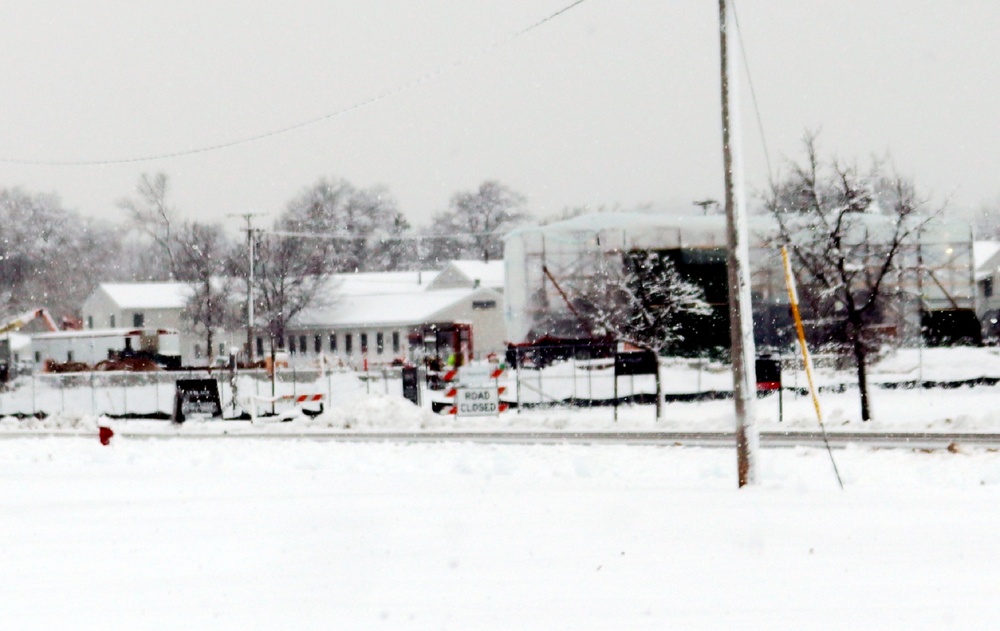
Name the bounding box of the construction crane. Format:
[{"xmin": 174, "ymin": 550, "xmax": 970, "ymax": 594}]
[{"xmin": 0, "ymin": 308, "xmax": 60, "ymax": 335}]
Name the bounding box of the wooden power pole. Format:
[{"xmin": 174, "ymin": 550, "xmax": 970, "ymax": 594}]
[{"xmin": 718, "ymin": 0, "xmax": 759, "ymax": 487}]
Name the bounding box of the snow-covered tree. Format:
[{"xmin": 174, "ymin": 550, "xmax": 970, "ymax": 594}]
[
  {"xmin": 424, "ymin": 181, "xmax": 529, "ymax": 264},
  {"xmin": 570, "ymin": 250, "xmax": 713, "ymax": 354},
  {"xmin": 282, "ymin": 178, "xmax": 414, "ymax": 272},
  {"xmin": 765, "ymin": 133, "xmax": 932, "ymax": 421},
  {"xmin": 565, "ymin": 248, "xmax": 712, "ymax": 417},
  {"xmin": 0, "ymin": 188, "xmax": 121, "ymax": 322}
]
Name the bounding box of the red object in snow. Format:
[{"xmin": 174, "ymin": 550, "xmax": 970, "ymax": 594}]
[{"xmin": 98, "ymin": 426, "xmax": 114, "ymax": 446}]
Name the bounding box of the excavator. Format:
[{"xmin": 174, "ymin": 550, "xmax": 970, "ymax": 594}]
[
  {"xmin": 0, "ymin": 307, "xmax": 60, "ymax": 336},
  {"xmin": 1, "ymin": 308, "xmax": 60, "ymax": 384}
]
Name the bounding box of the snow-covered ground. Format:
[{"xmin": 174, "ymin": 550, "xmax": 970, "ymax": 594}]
[
  {"xmin": 0, "ymin": 437, "xmax": 998, "ymax": 629},
  {"xmin": 2, "ymin": 347, "xmax": 999, "ymax": 628}
]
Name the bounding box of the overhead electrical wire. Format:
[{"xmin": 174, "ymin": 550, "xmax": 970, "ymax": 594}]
[
  {"xmin": 0, "ymin": 0, "xmax": 591, "ymax": 167},
  {"xmin": 732, "ymin": 0, "xmax": 774, "ymax": 186}
]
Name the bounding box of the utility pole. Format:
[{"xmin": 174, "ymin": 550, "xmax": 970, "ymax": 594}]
[
  {"xmin": 229, "ymin": 212, "xmax": 266, "ymax": 363},
  {"xmin": 693, "ymin": 199, "xmax": 719, "ymax": 215},
  {"xmin": 719, "ymin": 0, "xmax": 759, "ymax": 487}
]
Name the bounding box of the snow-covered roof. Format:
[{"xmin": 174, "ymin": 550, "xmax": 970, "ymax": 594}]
[
  {"xmin": 98, "ymin": 282, "xmax": 192, "ymax": 310},
  {"xmin": 974, "ymin": 241, "xmax": 1000, "ymax": 280},
  {"xmin": 1, "ymin": 332, "xmax": 32, "ymax": 351},
  {"xmin": 509, "ymin": 211, "xmax": 973, "ymax": 251},
  {"xmin": 333, "ymin": 270, "xmax": 439, "ymax": 297},
  {"xmin": 440, "ymin": 260, "xmax": 505, "ymax": 290},
  {"xmin": 291, "ymin": 287, "xmax": 499, "ymax": 329},
  {"xmin": 32, "ymin": 327, "xmax": 180, "ymax": 341}
]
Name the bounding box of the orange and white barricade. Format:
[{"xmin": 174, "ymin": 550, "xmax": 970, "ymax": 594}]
[{"xmin": 246, "ymin": 393, "xmax": 324, "ymax": 423}]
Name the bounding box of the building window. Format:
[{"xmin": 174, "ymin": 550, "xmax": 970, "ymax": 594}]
[
  {"xmin": 133, "ymin": 313, "xmax": 145, "ymax": 327},
  {"xmin": 345, "ymin": 334, "xmax": 353, "ymax": 355},
  {"xmin": 67, "ymin": 351, "xmax": 74, "ymax": 362},
  {"xmin": 376, "ymin": 332, "xmax": 384, "ymax": 354},
  {"xmin": 277, "ymin": 335, "xmax": 285, "ymax": 350},
  {"xmin": 288, "ymin": 336, "xmax": 296, "ymax": 354},
  {"xmin": 472, "ymin": 300, "xmax": 497, "ymax": 310},
  {"xmin": 300, "ymin": 335, "xmax": 307, "ymax": 354},
  {"xmin": 330, "ymin": 334, "xmax": 337, "ymax": 353},
  {"xmin": 360, "ymin": 333, "xmax": 368, "ymax": 353},
  {"xmin": 392, "ymin": 331, "xmax": 400, "ymax": 354},
  {"xmin": 985, "ymin": 277, "xmax": 995, "ymax": 299},
  {"xmin": 314, "ymin": 335, "xmax": 322, "ymax": 354},
  {"xmin": 87, "ymin": 316, "xmax": 93, "ymax": 329},
  {"xmin": 109, "ymin": 314, "xmax": 115, "ymax": 328},
  {"xmin": 256, "ymin": 337, "xmax": 264, "ymax": 357},
  {"xmin": 34, "ymin": 351, "xmax": 40, "ymax": 363},
  {"xmin": 219, "ymin": 343, "xmax": 226, "ymax": 357},
  {"xmin": 194, "ymin": 344, "xmax": 202, "ymax": 359}
]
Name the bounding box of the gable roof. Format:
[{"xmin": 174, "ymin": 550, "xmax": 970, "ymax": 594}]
[
  {"xmin": 334, "ymin": 270, "xmax": 439, "ymax": 296},
  {"xmin": 291, "ymin": 286, "xmax": 500, "ymax": 329},
  {"xmin": 447, "ymin": 260, "xmax": 505, "ymax": 289},
  {"xmin": 97, "ymin": 282, "xmax": 193, "ymax": 310},
  {"xmin": 426, "ymin": 260, "xmax": 505, "ymax": 291}
]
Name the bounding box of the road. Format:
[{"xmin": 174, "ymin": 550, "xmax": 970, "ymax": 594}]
[{"xmin": 2, "ymin": 428, "xmax": 998, "ymax": 450}]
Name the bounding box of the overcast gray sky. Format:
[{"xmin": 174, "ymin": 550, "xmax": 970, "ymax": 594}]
[{"xmin": 1, "ymin": 1, "xmax": 997, "ymax": 230}]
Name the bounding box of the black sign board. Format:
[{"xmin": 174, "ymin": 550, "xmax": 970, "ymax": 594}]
[
  {"xmin": 401, "ymin": 366, "xmax": 420, "ymax": 406},
  {"xmin": 755, "ymin": 357, "xmax": 782, "ymax": 391},
  {"xmin": 172, "ymin": 379, "xmax": 222, "ymax": 423},
  {"xmin": 614, "ymin": 351, "xmax": 658, "ymax": 377}
]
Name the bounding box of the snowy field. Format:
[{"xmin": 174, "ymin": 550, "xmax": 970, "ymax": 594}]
[
  {"xmin": 2, "ymin": 347, "xmax": 999, "ymax": 628},
  {"xmin": 1, "ymin": 437, "xmax": 998, "ymax": 629}
]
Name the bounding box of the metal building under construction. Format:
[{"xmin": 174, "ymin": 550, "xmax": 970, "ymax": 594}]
[{"xmin": 503, "ymin": 212, "xmax": 979, "ymax": 353}]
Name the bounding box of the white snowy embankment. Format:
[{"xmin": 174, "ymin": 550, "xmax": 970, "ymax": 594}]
[
  {"xmin": 1, "ymin": 346, "xmax": 999, "ymax": 434},
  {"xmin": 0, "ymin": 437, "xmax": 998, "ymax": 629}
]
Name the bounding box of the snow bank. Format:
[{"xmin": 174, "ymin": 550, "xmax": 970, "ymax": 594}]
[
  {"xmin": 0, "ymin": 438, "xmax": 998, "ymax": 629},
  {"xmin": 2, "ymin": 347, "xmax": 999, "ymax": 435}
]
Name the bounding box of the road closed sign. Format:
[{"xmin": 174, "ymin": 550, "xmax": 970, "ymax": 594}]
[{"xmin": 456, "ymin": 387, "xmax": 500, "ymax": 417}]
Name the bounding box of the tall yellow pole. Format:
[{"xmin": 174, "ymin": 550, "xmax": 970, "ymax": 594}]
[
  {"xmin": 781, "ymin": 246, "xmax": 823, "ymax": 424},
  {"xmin": 782, "ymin": 246, "xmax": 844, "ymax": 488}
]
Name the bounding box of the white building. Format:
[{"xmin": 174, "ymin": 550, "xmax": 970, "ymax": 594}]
[
  {"xmin": 81, "ymin": 282, "xmax": 244, "ymax": 364},
  {"xmin": 426, "ymin": 260, "xmax": 506, "ymax": 292},
  {"xmin": 77, "ymin": 262, "xmax": 508, "ymax": 369},
  {"xmin": 975, "ymin": 241, "xmax": 1000, "ymax": 340},
  {"xmin": 505, "ymin": 211, "xmax": 978, "ymax": 349},
  {"xmin": 280, "ymin": 269, "xmax": 506, "ymax": 368}
]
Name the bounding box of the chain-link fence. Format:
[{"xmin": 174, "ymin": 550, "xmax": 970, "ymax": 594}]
[
  {"xmin": 0, "ymin": 366, "xmax": 407, "ymax": 418},
  {"xmin": 3, "ymin": 346, "xmax": 992, "ymax": 418}
]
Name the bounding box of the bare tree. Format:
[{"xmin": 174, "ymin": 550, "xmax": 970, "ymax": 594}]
[
  {"xmin": 118, "ymin": 172, "xmax": 179, "ymax": 279},
  {"xmin": 765, "ymin": 133, "xmax": 933, "ymax": 421},
  {"xmin": 174, "ymin": 221, "xmax": 238, "ymax": 367},
  {"xmin": 252, "ymin": 225, "xmax": 333, "ymax": 353},
  {"xmin": 426, "ymin": 181, "xmax": 529, "ymax": 263}
]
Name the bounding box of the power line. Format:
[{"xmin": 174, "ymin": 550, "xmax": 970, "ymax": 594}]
[
  {"xmin": 0, "ymin": 0, "xmax": 591, "ymax": 168},
  {"xmin": 267, "ymin": 230, "xmax": 500, "ymax": 240},
  {"xmin": 732, "ymin": 1, "xmax": 774, "ymax": 186}
]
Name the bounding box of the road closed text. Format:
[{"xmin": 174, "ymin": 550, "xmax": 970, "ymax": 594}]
[{"xmin": 456, "ymin": 388, "xmax": 500, "ymax": 417}]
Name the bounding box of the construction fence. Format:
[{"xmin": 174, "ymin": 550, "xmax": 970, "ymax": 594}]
[{"xmin": 2, "ymin": 346, "xmax": 993, "ymax": 418}]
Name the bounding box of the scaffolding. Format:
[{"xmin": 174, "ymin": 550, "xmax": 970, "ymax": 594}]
[{"xmin": 504, "ymin": 212, "xmax": 976, "ymax": 348}]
